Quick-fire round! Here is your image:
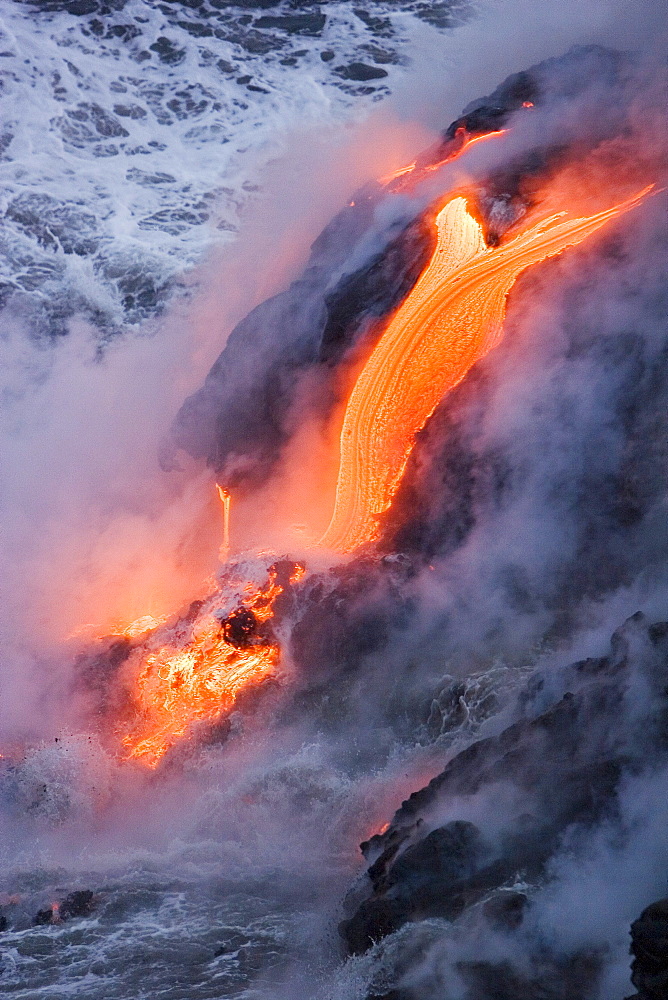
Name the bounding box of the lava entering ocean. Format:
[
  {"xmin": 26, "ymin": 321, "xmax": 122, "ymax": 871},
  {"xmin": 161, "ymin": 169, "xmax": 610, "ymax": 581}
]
[
  {"xmin": 3, "ymin": 26, "xmax": 665, "ymax": 997},
  {"xmin": 106, "ymin": 100, "xmax": 656, "ymax": 767},
  {"xmin": 320, "ymin": 185, "xmax": 654, "ymax": 553},
  {"xmin": 120, "ymin": 560, "xmax": 303, "ymax": 768},
  {"xmin": 117, "ymin": 177, "xmax": 654, "ymax": 765}
]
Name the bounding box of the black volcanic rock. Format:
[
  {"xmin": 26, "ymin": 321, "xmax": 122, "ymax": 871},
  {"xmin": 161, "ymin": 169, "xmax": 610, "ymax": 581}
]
[
  {"xmin": 341, "ymin": 614, "xmax": 668, "ymax": 956},
  {"xmin": 319, "ymin": 214, "xmax": 434, "ymax": 363},
  {"xmin": 343, "ymin": 820, "xmax": 485, "ymax": 953},
  {"xmin": 456, "ymin": 952, "xmax": 601, "ymax": 1000},
  {"xmin": 34, "ymin": 906, "xmax": 56, "ymax": 925},
  {"xmin": 59, "ymin": 890, "xmax": 96, "ymax": 920},
  {"xmin": 627, "ymin": 898, "xmax": 668, "ymax": 999},
  {"xmin": 289, "ymin": 555, "xmax": 416, "ymax": 701},
  {"xmin": 253, "ymin": 13, "xmax": 326, "ymax": 35},
  {"xmin": 335, "ymin": 62, "xmax": 388, "ymax": 82},
  {"xmin": 164, "ymin": 206, "xmax": 433, "ymax": 486},
  {"xmin": 222, "ymin": 607, "xmax": 262, "ymax": 647},
  {"xmin": 482, "ymin": 889, "xmax": 528, "ymax": 931},
  {"xmin": 33, "ymin": 890, "xmax": 96, "ymax": 926},
  {"xmin": 444, "ymin": 44, "xmax": 625, "ymax": 141}
]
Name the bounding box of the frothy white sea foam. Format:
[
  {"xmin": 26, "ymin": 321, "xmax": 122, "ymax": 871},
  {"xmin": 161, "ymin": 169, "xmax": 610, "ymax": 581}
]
[{"xmin": 0, "ymin": 0, "xmax": 467, "ymax": 329}]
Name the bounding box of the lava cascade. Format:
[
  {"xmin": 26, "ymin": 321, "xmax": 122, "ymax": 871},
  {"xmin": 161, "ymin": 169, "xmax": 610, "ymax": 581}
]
[
  {"xmin": 109, "ymin": 132, "xmax": 515, "ymax": 766},
  {"xmin": 217, "ymin": 484, "xmax": 231, "ymax": 561},
  {"xmin": 120, "ymin": 561, "xmax": 303, "ymax": 768},
  {"xmin": 320, "ymin": 186, "xmax": 653, "ymax": 553},
  {"xmin": 119, "ymin": 185, "xmax": 652, "ymax": 765}
]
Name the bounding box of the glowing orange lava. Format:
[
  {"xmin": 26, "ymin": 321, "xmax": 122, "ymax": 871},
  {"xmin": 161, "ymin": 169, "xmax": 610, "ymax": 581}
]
[
  {"xmin": 112, "ymin": 116, "xmax": 653, "ymax": 766},
  {"xmin": 119, "ymin": 614, "xmax": 170, "ymax": 639},
  {"xmin": 121, "ymin": 562, "xmax": 304, "ymax": 768},
  {"xmin": 121, "ymin": 622, "xmax": 277, "ymax": 768},
  {"xmin": 382, "ymin": 128, "xmax": 507, "ymax": 193},
  {"xmin": 379, "ymin": 160, "xmax": 418, "ymax": 185},
  {"xmin": 67, "ymin": 613, "xmax": 169, "ymax": 642},
  {"xmin": 216, "ymin": 484, "xmax": 231, "ymax": 561},
  {"xmin": 321, "ymin": 186, "xmax": 653, "ymax": 553}
]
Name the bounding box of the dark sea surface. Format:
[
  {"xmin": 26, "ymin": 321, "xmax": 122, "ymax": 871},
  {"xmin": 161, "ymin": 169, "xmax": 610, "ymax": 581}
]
[{"xmin": 0, "ymin": 0, "xmax": 468, "ymax": 335}]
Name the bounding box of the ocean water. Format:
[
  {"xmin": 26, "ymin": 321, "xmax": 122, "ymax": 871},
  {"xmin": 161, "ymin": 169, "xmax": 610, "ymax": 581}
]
[
  {"xmin": 0, "ymin": 0, "xmax": 469, "ymax": 335},
  {"xmin": 0, "ymin": 534, "xmax": 524, "ymax": 998}
]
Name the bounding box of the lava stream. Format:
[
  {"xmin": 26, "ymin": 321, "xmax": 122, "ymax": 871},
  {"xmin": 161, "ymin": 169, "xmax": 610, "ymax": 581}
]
[
  {"xmin": 321, "ymin": 186, "xmax": 653, "ymax": 553},
  {"xmin": 115, "ymin": 177, "xmax": 652, "ymax": 766},
  {"xmin": 380, "ymin": 127, "xmax": 507, "ymax": 192},
  {"xmin": 217, "ymin": 484, "xmax": 231, "ymax": 561}
]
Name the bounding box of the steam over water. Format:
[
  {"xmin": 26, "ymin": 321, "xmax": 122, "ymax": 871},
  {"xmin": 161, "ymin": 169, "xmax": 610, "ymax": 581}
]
[{"xmin": 0, "ymin": 2, "xmax": 667, "ymax": 1000}]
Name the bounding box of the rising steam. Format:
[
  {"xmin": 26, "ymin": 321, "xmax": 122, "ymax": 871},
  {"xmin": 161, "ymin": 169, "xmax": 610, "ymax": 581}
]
[{"xmin": 0, "ymin": 4, "xmax": 666, "ymax": 1000}]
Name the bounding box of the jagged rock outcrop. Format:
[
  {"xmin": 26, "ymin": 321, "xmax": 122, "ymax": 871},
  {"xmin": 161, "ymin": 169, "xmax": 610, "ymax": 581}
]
[
  {"xmin": 626, "ymin": 898, "xmax": 668, "ymax": 1000},
  {"xmin": 34, "ymin": 890, "xmax": 96, "ymax": 926},
  {"xmin": 341, "ymin": 613, "xmax": 668, "ymax": 960}
]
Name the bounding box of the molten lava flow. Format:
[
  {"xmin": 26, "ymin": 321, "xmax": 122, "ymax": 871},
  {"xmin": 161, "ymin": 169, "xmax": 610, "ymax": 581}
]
[
  {"xmin": 216, "ymin": 484, "xmax": 231, "ymax": 561},
  {"xmin": 382, "ymin": 128, "xmax": 508, "ymax": 193},
  {"xmin": 321, "ymin": 186, "xmax": 653, "ymax": 553},
  {"xmin": 118, "ymin": 614, "xmax": 169, "ymax": 639},
  {"xmin": 67, "ymin": 613, "xmax": 169, "ymax": 642},
  {"xmin": 121, "ymin": 621, "xmax": 277, "ymax": 768},
  {"xmin": 379, "ymin": 160, "xmax": 417, "ymax": 186},
  {"xmin": 121, "ymin": 561, "xmax": 304, "ymax": 768}
]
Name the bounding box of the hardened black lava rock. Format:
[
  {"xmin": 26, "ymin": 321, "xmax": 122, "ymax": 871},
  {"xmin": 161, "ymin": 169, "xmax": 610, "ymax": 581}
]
[
  {"xmin": 163, "ymin": 207, "xmax": 434, "ymax": 486},
  {"xmin": 223, "ymin": 607, "xmax": 263, "ymax": 647},
  {"xmin": 343, "ymin": 821, "xmax": 486, "ymax": 953},
  {"xmin": 34, "ymin": 906, "xmax": 56, "ymax": 925},
  {"xmin": 482, "ymin": 890, "xmax": 528, "ymax": 931},
  {"xmin": 443, "ymin": 44, "xmax": 625, "ymax": 141},
  {"xmin": 33, "ymin": 891, "xmax": 96, "ymax": 926},
  {"xmin": 341, "ymin": 613, "xmax": 668, "ymax": 957},
  {"xmin": 59, "ymin": 890, "xmax": 96, "ymax": 920},
  {"xmin": 626, "ymin": 898, "xmax": 668, "ymax": 1000},
  {"xmin": 455, "ymin": 952, "xmax": 601, "ymax": 1000}
]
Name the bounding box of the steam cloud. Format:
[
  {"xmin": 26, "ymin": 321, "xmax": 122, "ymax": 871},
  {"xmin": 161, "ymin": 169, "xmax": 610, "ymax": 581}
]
[{"xmin": 0, "ymin": 2, "xmax": 666, "ymax": 999}]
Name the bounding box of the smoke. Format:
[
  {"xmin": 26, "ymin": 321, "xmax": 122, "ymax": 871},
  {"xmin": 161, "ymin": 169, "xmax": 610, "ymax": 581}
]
[
  {"xmin": 0, "ymin": 109, "xmax": 430, "ymax": 740},
  {"xmin": 0, "ymin": 2, "xmax": 666, "ymax": 999},
  {"xmin": 389, "ymin": 0, "xmax": 667, "ymax": 131}
]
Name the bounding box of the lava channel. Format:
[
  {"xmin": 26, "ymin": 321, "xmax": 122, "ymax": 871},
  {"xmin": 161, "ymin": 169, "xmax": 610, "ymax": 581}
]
[{"xmin": 320, "ymin": 186, "xmax": 654, "ymax": 553}]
